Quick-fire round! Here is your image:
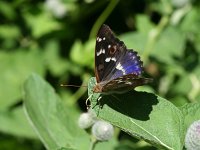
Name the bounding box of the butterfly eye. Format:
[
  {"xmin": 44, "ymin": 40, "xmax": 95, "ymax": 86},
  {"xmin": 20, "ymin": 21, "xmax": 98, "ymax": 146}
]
[{"xmin": 109, "ymin": 45, "xmax": 117, "ymax": 55}]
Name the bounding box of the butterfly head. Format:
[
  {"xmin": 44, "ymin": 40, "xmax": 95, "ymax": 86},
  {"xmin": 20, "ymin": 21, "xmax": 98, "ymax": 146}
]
[{"xmin": 93, "ymin": 83, "xmax": 103, "ymax": 93}]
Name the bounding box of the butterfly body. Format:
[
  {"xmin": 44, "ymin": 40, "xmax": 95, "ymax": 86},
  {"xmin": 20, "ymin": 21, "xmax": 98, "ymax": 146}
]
[{"xmin": 93, "ymin": 24, "xmax": 152, "ymax": 95}]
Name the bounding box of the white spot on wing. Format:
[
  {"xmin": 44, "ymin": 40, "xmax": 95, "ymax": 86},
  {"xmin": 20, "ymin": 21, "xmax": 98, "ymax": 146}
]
[
  {"xmin": 116, "ymin": 63, "xmax": 126, "ymax": 75},
  {"xmin": 105, "ymin": 57, "xmax": 116, "ymax": 62},
  {"xmin": 105, "ymin": 57, "xmax": 111, "ymax": 62},
  {"xmin": 98, "ymin": 38, "xmax": 102, "ymax": 42},
  {"xmin": 97, "ymin": 49, "xmax": 105, "ymax": 56},
  {"xmin": 111, "ymin": 57, "xmax": 116, "ymax": 62},
  {"xmin": 103, "ymin": 37, "xmax": 106, "ymax": 40},
  {"xmin": 108, "ymin": 45, "xmax": 111, "ymax": 48}
]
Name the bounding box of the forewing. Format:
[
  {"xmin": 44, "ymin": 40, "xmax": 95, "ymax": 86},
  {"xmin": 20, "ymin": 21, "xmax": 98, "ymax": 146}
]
[
  {"xmin": 95, "ymin": 24, "xmax": 144, "ymax": 84},
  {"xmin": 95, "ymin": 24, "xmax": 126, "ymax": 83}
]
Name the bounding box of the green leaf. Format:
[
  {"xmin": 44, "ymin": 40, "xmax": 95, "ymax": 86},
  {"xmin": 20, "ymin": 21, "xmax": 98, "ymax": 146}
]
[
  {"xmin": 180, "ymin": 102, "xmax": 200, "ymax": 131},
  {"xmin": 180, "ymin": 8, "xmax": 200, "ymax": 54},
  {"xmin": 0, "ymin": 1, "xmax": 16, "ymax": 20},
  {"xmin": 43, "ymin": 40, "xmax": 84, "ymax": 76},
  {"xmin": 57, "ymin": 147, "xmax": 75, "ymax": 150},
  {"xmin": 180, "ymin": 8, "xmax": 200, "ymax": 33},
  {"xmin": 151, "ymin": 26, "xmax": 186, "ymax": 64},
  {"xmin": 171, "ymin": 73, "xmax": 192, "ymax": 96},
  {"xmin": 0, "ymin": 25, "xmax": 20, "ymax": 39},
  {"xmin": 43, "ymin": 40, "xmax": 72, "ymax": 76},
  {"xmin": 24, "ymin": 11, "xmax": 61, "ymax": 38},
  {"xmin": 136, "ymin": 14, "xmax": 155, "ymax": 33},
  {"xmin": 120, "ymin": 32, "xmax": 147, "ymax": 54},
  {"xmin": 70, "ymin": 39, "xmax": 94, "ymax": 69},
  {"xmin": 95, "ymin": 138, "xmax": 118, "ymax": 150},
  {"xmin": 171, "ymin": 67, "xmax": 200, "ymax": 102},
  {"xmin": 88, "ymin": 77, "xmax": 184, "ymax": 150},
  {"xmin": 0, "ymin": 106, "xmax": 37, "ymax": 138},
  {"xmin": 0, "ymin": 50, "xmax": 45, "ymax": 110},
  {"xmin": 170, "ymin": 96, "xmax": 188, "ymax": 107},
  {"xmin": 23, "ymin": 73, "xmax": 90, "ymax": 150}
]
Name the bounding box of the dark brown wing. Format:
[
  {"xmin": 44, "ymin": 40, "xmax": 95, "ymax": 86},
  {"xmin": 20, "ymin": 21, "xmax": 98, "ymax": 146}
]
[
  {"xmin": 101, "ymin": 74, "xmax": 153, "ymax": 94},
  {"xmin": 95, "ymin": 24, "xmax": 126, "ymax": 83}
]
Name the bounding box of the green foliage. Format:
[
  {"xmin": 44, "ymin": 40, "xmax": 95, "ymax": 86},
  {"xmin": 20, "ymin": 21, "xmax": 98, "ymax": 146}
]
[
  {"xmin": 70, "ymin": 39, "xmax": 95, "ymax": 69},
  {"xmin": 89, "ymin": 78, "xmax": 186, "ymax": 150},
  {"xmin": 24, "ymin": 74, "xmax": 90, "ymax": 150},
  {"xmin": 24, "ymin": 11, "xmax": 62, "ymax": 38},
  {"xmin": 24, "ymin": 74, "xmax": 117, "ymax": 150},
  {"xmin": 0, "ymin": 0, "xmax": 200, "ymax": 149}
]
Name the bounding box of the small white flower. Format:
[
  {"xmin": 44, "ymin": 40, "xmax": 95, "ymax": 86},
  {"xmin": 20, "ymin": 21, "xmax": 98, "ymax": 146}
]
[
  {"xmin": 185, "ymin": 120, "xmax": 200, "ymax": 150},
  {"xmin": 92, "ymin": 120, "xmax": 114, "ymax": 141},
  {"xmin": 78, "ymin": 109, "xmax": 96, "ymax": 129},
  {"xmin": 45, "ymin": 0, "xmax": 67, "ymax": 18}
]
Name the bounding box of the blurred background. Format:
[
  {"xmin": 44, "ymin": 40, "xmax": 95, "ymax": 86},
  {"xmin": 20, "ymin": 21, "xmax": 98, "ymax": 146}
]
[{"xmin": 0, "ymin": 0, "xmax": 200, "ymax": 149}]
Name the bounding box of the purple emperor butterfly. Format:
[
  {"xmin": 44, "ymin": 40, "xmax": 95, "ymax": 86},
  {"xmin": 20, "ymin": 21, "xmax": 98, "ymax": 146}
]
[{"xmin": 93, "ymin": 24, "xmax": 152, "ymax": 94}]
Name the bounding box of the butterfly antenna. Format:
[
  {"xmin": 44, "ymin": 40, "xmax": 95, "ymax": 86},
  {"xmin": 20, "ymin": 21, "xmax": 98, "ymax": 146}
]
[{"xmin": 60, "ymin": 84, "xmax": 88, "ymax": 88}]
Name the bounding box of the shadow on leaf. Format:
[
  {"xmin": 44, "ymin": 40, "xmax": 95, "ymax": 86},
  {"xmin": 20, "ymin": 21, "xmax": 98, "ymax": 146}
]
[{"xmin": 97, "ymin": 91, "xmax": 158, "ymax": 121}]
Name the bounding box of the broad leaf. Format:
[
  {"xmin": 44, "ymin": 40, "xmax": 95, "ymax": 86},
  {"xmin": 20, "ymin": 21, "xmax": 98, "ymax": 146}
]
[
  {"xmin": 88, "ymin": 77, "xmax": 185, "ymax": 150},
  {"xmin": 0, "ymin": 50, "xmax": 45, "ymax": 110},
  {"xmin": 151, "ymin": 26, "xmax": 186, "ymax": 64},
  {"xmin": 23, "ymin": 74, "xmax": 90, "ymax": 150},
  {"xmin": 0, "ymin": 106, "xmax": 37, "ymax": 138},
  {"xmin": 23, "ymin": 74, "xmax": 118, "ymax": 150},
  {"xmin": 180, "ymin": 102, "xmax": 200, "ymax": 131},
  {"xmin": 120, "ymin": 32, "xmax": 147, "ymax": 54}
]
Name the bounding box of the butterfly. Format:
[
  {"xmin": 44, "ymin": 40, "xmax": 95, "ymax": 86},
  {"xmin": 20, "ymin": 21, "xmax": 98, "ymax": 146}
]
[{"xmin": 92, "ymin": 24, "xmax": 152, "ymax": 95}]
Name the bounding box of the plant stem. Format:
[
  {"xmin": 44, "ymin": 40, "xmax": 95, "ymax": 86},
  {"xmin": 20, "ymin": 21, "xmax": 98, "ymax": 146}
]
[
  {"xmin": 142, "ymin": 15, "xmax": 169, "ymax": 63},
  {"xmin": 142, "ymin": 0, "xmax": 173, "ymax": 63},
  {"xmin": 89, "ymin": 0, "xmax": 119, "ymax": 40},
  {"xmin": 89, "ymin": 138, "xmax": 97, "ymax": 150}
]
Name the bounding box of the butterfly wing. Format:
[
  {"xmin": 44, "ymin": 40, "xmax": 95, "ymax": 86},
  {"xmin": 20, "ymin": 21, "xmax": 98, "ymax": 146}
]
[
  {"xmin": 102, "ymin": 74, "xmax": 153, "ymax": 94},
  {"xmin": 95, "ymin": 24, "xmax": 126, "ymax": 83},
  {"xmin": 94, "ymin": 24, "xmax": 152, "ymax": 94},
  {"xmin": 95, "ymin": 24, "xmax": 143, "ymax": 83},
  {"xmin": 108, "ymin": 48, "xmax": 143, "ymax": 81}
]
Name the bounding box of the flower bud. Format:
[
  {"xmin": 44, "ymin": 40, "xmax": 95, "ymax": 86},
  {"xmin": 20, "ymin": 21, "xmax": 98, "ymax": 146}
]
[
  {"xmin": 78, "ymin": 109, "xmax": 96, "ymax": 129},
  {"xmin": 185, "ymin": 120, "xmax": 200, "ymax": 150},
  {"xmin": 92, "ymin": 120, "xmax": 114, "ymax": 141}
]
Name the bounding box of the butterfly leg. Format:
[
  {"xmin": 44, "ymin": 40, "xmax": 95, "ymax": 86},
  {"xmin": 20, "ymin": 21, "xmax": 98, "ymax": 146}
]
[
  {"xmin": 85, "ymin": 94, "xmax": 93, "ymax": 110},
  {"xmin": 97, "ymin": 96, "xmax": 103, "ymax": 109},
  {"xmin": 91, "ymin": 96, "xmax": 102, "ymax": 109},
  {"xmin": 92, "ymin": 96, "xmax": 103, "ymax": 116}
]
